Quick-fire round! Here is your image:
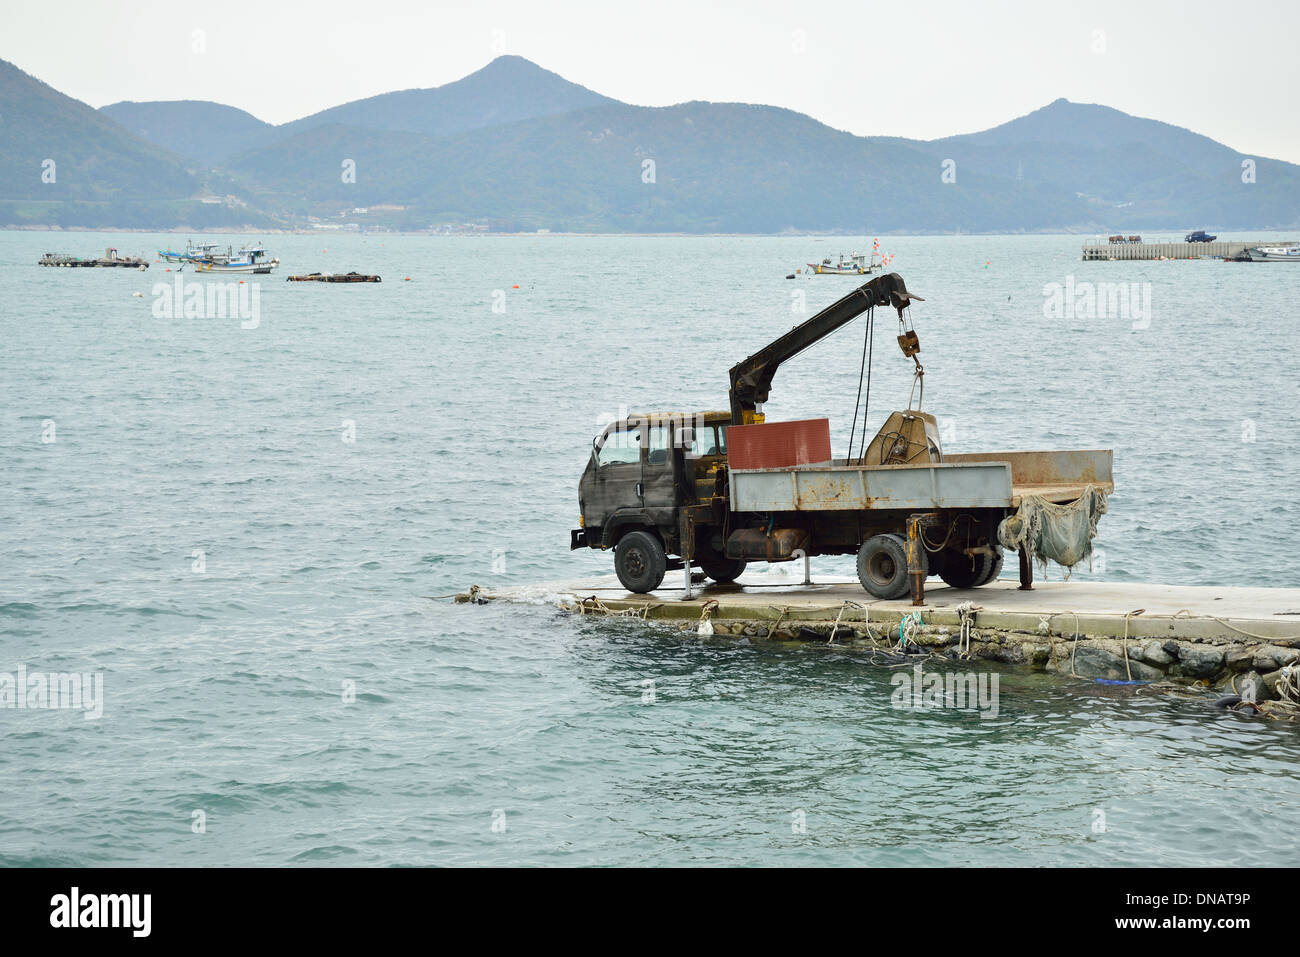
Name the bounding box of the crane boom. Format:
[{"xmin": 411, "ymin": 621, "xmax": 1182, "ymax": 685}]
[{"xmin": 727, "ymin": 272, "xmax": 923, "ymax": 425}]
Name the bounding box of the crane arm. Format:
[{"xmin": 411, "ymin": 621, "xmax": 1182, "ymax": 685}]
[{"xmin": 727, "ymin": 272, "xmax": 923, "ymax": 425}]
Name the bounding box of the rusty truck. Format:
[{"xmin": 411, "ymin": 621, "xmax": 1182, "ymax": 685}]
[{"xmin": 571, "ymin": 273, "xmax": 1113, "ymax": 604}]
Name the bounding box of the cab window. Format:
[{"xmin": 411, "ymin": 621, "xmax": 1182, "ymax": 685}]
[
  {"xmin": 597, "ymin": 426, "xmax": 641, "ymax": 466},
  {"xmin": 646, "ymin": 423, "xmax": 672, "ymax": 466}
]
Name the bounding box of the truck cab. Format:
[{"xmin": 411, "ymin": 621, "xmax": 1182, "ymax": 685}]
[{"xmin": 572, "ymin": 410, "xmax": 741, "ymax": 591}]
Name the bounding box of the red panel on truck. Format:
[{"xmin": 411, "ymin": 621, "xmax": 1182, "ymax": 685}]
[{"xmin": 727, "ymin": 418, "xmax": 832, "ymax": 470}]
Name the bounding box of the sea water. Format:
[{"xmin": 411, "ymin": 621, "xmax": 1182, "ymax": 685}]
[{"xmin": 1, "ymin": 230, "xmax": 1297, "ymax": 865}]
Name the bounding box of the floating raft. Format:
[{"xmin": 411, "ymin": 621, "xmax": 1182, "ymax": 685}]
[
  {"xmin": 287, "ymin": 272, "xmax": 381, "ymax": 283},
  {"xmin": 39, "ymin": 251, "xmax": 149, "ymax": 268},
  {"xmin": 461, "ymin": 574, "xmax": 1300, "ymax": 716}
]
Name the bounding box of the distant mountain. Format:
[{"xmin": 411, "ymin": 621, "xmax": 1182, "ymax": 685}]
[
  {"xmin": 226, "ymin": 100, "xmax": 1091, "ymax": 233},
  {"xmin": 5, "ymin": 55, "xmax": 1299, "ymax": 232},
  {"xmin": 0, "ymin": 59, "xmax": 279, "ymax": 229},
  {"xmin": 276, "ymin": 55, "xmax": 617, "ymax": 139},
  {"xmin": 910, "ymin": 99, "xmax": 1300, "ymax": 229},
  {"xmin": 100, "ymin": 99, "xmax": 275, "ymax": 167},
  {"xmin": 97, "ymin": 56, "xmax": 618, "ymax": 169}
]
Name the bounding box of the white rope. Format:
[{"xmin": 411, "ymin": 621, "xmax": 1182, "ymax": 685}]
[
  {"xmin": 697, "ymin": 599, "xmax": 719, "ymax": 635},
  {"xmin": 955, "ymin": 601, "xmax": 981, "ymax": 658}
]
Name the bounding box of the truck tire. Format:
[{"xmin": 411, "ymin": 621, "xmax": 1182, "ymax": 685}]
[
  {"xmin": 698, "ymin": 557, "xmax": 747, "ymax": 584},
  {"xmin": 926, "ymin": 548, "xmax": 947, "ymax": 580},
  {"xmin": 938, "ymin": 550, "xmax": 996, "ymax": 589},
  {"xmin": 974, "ymin": 550, "xmax": 1005, "ymax": 586},
  {"xmin": 614, "ymin": 530, "xmax": 667, "ymax": 593},
  {"xmin": 857, "ymin": 534, "xmax": 920, "ymax": 600}
]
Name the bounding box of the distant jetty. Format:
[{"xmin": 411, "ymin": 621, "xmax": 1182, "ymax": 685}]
[
  {"xmin": 39, "ymin": 248, "xmax": 149, "ymax": 268},
  {"xmin": 1081, "ymin": 239, "xmax": 1274, "ymax": 261}
]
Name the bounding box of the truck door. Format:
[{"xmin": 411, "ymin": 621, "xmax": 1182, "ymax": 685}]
[
  {"xmin": 588, "ymin": 421, "xmax": 643, "ymax": 529},
  {"xmin": 642, "ymin": 420, "xmax": 680, "ymax": 519}
]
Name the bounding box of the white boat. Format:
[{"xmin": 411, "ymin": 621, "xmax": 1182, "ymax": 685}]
[
  {"xmin": 158, "ymin": 241, "xmax": 222, "ymax": 263},
  {"xmin": 1241, "ymin": 243, "xmax": 1300, "ymax": 262},
  {"xmin": 192, "ymin": 243, "xmax": 280, "ymax": 274},
  {"xmin": 806, "ymin": 251, "xmax": 882, "ymax": 275}
]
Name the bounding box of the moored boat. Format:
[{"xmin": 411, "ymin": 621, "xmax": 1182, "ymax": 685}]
[
  {"xmin": 192, "ymin": 243, "xmax": 280, "ymax": 274},
  {"xmin": 1238, "ymin": 243, "xmax": 1300, "ymax": 262},
  {"xmin": 806, "ymin": 251, "xmax": 882, "ymax": 275},
  {"xmin": 158, "ymin": 241, "xmax": 222, "ymax": 263}
]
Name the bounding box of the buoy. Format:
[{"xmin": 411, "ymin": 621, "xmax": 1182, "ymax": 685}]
[
  {"xmin": 404, "ymin": 276, "xmax": 411, "ymax": 281},
  {"xmin": 132, "ymin": 291, "xmax": 143, "ymax": 297},
  {"xmin": 512, "ymin": 284, "xmax": 519, "ymax": 289}
]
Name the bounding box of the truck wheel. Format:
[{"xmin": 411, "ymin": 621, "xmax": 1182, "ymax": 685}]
[
  {"xmin": 857, "ymin": 534, "xmax": 920, "ymax": 600},
  {"xmin": 698, "ymin": 557, "xmax": 747, "ymax": 584},
  {"xmin": 974, "ymin": 550, "xmax": 1005, "ymax": 586},
  {"xmin": 926, "ymin": 549, "xmax": 947, "ymax": 580},
  {"xmin": 938, "ymin": 550, "xmax": 995, "ymax": 589},
  {"xmin": 614, "ymin": 530, "xmax": 667, "ymax": 593}
]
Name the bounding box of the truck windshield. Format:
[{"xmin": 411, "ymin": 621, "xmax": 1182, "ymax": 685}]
[{"xmin": 597, "ymin": 426, "xmax": 640, "ymax": 466}]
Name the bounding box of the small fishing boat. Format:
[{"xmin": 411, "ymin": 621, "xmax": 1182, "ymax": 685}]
[
  {"xmin": 1238, "ymin": 243, "xmax": 1300, "ymax": 262},
  {"xmin": 158, "ymin": 241, "xmax": 222, "ymax": 263},
  {"xmin": 806, "ymin": 251, "xmax": 882, "ymax": 275},
  {"xmin": 192, "ymin": 243, "xmax": 280, "ymax": 274}
]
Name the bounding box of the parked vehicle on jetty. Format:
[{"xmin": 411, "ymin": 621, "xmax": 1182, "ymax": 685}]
[
  {"xmin": 571, "ymin": 273, "xmax": 1113, "ymax": 602},
  {"xmin": 1107, "ymin": 235, "xmax": 1143, "ymax": 244},
  {"xmin": 1185, "ymin": 230, "xmax": 1217, "ymax": 243}
]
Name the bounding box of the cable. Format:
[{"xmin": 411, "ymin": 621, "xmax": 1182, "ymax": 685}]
[
  {"xmin": 847, "ymin": 306, "xmax": 875, "ymax": 464},
  {"xmin": 860, "ymin": 309, "xmax": 874, "ymax": 464},
  {"xmin": 846, "ymin": 305, "xmax": 871, "ymax": 464}
]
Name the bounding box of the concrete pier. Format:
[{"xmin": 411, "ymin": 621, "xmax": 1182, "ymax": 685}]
[
  {"xmin": 488, "ymin": 574, "xmax": 1300, "ymax": 642},
  {"xmin": 472, "ymin": 574, "xmax": 1300, "ymax": 705},
  {"xmin": 1081, "ymin": 240, "xmax": 1262, "ymax": 261}
]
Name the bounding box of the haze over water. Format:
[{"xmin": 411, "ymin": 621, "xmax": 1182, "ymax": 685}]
[{"xmin": 2, "ymin": 230, "xmax": 1298, "ymax": 865}]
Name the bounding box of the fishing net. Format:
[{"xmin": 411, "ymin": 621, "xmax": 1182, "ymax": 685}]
[{"xmin": 997, "ymin": 486, "xmax": 1108, "ymax": 578}]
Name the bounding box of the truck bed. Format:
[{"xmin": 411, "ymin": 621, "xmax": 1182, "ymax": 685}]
[
  {"xmin": 728, "ymin": 449, "xmax": 1112, "ymax": 513},
  {"xmin": 943, "ymin": 450, "xmax": 1114, "ymax": 506}
]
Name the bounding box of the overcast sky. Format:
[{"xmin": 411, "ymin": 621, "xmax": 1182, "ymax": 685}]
[{"xmin": 4, "ymin": 0, "xmax": 1298, "ymax": 162}]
